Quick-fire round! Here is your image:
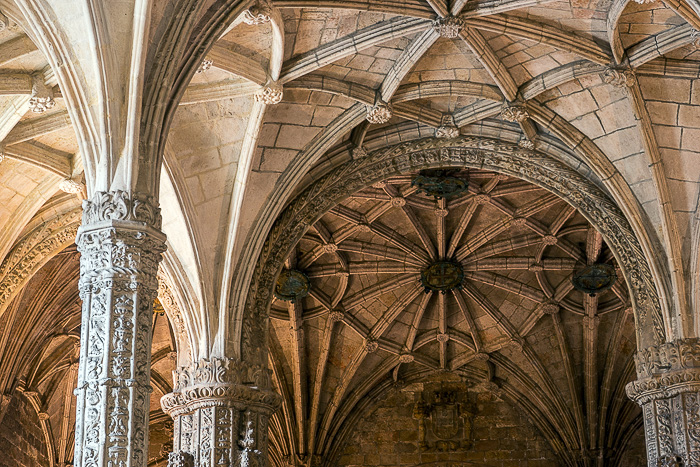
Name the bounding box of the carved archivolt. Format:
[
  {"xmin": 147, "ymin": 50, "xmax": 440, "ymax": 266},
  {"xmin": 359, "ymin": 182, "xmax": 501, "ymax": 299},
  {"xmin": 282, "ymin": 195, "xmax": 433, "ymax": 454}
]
[
  {"xmin": 240, "ymin": 136, "xmax": 665, "ymax": 365},
  {"xmin": 0, "ymin": 208, "xmax": 81, "ymax": 315},
  {"xmin": 157, "ymin": 271, "xmax": 192, "ymax": 362}
]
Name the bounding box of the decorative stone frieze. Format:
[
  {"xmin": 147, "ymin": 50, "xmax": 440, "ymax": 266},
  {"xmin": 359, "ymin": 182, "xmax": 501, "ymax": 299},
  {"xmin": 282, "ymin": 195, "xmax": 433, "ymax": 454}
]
[
  {"xmin": 366, "ymin": 101, "xmax": 392, "ymax": 124},
  {"xmin": 500, "ymin": 103, "xmax": 529, "ymax": 123},
  {"xmin": 431, "ymin": 16, "xmax": 464, "ymax": 39},
  {"xmin": 29, "ymin": 75, "xmax": 55, "ymax": 113},
  {"xmin": 74, "ymin": 191, "xmax": 167, "ymax": 467},
  {"xmin": 254, "ymin": 80, "xmax": 283, "ymax": 105},
  {"xmin": 627, "ymin": 339, "xmax": 700, "ymax": 466},
  {"xmin": 196, "ymin": 59, "xmax": 213, "ymax": 74},
  {"xmin": 242, "ymin": 0, "xmax": 273, "ymax": 25},
  {"xmin": 161, "ymin": 357, "xmax": 281, "ymax": 467},
  {"xmin": 601, "ymin": 67, "xmax": 636, "ymax": 88}
]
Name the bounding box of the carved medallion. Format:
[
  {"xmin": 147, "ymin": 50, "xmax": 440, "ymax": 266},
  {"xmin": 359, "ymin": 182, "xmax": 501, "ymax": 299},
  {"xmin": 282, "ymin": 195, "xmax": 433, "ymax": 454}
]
[
  {"xmin": 274, "ymin": 269, "xmax": 310, "ymax": 301},
  {"xmin": 421, "ymin": 261, "xmax": 464, "ymax": 293},
  {"xmin": 571, "ymin": 263, "xmax": 617, "ymax": 296},
  {"xmin": 412, "ymin": 169, "xmax": 469, "ymax": 199}
]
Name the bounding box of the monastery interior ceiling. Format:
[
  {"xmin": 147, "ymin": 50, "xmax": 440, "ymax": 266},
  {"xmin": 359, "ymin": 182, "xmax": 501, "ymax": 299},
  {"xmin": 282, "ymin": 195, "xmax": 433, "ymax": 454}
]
[{"xmin": 0, "ymin": 0, "xmax": 700, "ymax": 465}]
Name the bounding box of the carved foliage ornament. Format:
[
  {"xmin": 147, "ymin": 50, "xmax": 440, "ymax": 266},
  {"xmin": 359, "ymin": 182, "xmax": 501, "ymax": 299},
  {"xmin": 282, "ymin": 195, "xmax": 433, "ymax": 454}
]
[
  {"xmin": 255, "ymin": 80, "xmax": 283, "ymax": 105},
  {"xmin": 241, "ymin": 136, "xmax": 665, "ymax": 368},
  {"xmin": 602, "ymin": 67, "xmax": 636, "ymax": 88},
  {"xmin": 242, "ymin": 0, "xmax": 273, "ymax": 25},
  {"xmin": 81, "ymin": 190, "xmax": 162, "ymax": 229},
  {"xmin": 500, "ymin": 103, "xmax": 529, "ymax": 123},
  {"xmin": 366, "ymin": 101, "xmax": 393, "ymax": 124},
  {"xmin": 432, "ymin": 16, "xmax": 464, "ymax": 39}
]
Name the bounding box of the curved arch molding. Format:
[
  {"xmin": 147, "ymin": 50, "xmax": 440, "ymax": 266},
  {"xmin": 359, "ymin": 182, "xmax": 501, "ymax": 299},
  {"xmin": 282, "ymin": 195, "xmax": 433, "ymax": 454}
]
[{"xmin": 240, "ymin": 136, "xmax": 666, "ymax": 364}]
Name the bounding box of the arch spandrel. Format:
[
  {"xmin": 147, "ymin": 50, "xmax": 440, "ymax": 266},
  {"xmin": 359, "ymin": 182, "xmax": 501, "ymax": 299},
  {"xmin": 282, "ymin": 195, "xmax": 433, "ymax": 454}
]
[{"xmin": 240, "ymin": 136, "xmax": 666, "ymax": 367}]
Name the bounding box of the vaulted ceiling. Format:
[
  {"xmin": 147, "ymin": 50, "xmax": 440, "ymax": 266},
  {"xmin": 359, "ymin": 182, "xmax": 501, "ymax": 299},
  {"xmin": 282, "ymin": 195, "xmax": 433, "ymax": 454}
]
[{"xmin": 267, "ymin": 169, "xmax": 639, "ymax": 466}]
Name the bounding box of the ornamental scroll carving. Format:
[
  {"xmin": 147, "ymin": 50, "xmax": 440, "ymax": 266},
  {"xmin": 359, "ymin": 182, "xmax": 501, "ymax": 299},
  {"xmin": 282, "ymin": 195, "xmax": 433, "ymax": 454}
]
[
  {"xmin": 161, "ymin": 357, "xmax": 281, "ymax": 467},
  {"xmin": 240, "ymin": 136, "xmax": 665, "ymax": 368}
]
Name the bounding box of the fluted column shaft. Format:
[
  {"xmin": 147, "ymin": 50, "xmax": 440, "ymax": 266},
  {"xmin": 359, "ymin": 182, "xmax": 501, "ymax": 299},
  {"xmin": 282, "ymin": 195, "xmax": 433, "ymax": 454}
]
[
  {"xmin": 161, "ymin": 357, "xmax": 281, "ymax": 467},
  {"xmin": 74, "ymin": 191, "xmax": 166, "ymax": 467},
  {"xmin": 627, "ymin": 338, "xmax": 700, "ymax": 467}
]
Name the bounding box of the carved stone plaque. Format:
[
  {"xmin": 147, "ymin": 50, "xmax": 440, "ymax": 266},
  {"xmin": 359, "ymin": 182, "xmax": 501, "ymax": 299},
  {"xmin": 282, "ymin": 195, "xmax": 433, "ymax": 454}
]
[{"xmin": 413, "ymin": 386, "xmax": 475, "ymax": 452}]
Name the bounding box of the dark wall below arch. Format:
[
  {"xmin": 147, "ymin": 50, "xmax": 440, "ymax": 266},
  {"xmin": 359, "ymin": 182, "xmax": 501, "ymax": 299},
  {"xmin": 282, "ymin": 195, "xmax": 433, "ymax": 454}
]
[{"xmin": 0, "ymin": 395, "xmax": 49, "ymax": 467}]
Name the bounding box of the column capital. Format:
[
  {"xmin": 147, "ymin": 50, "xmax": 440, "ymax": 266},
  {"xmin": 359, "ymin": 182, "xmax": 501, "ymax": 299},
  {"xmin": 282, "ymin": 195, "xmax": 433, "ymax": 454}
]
[
  {"xmin": 80, "ymin": 190, "xmax": 163, "ymax": 230},
  {"xmin": 627, "ymin": 338, "xmax": 700, "ymax": 466},
  {"xmin": 162, "ymin": 358, "xmax": 280, "ymax": 467}
]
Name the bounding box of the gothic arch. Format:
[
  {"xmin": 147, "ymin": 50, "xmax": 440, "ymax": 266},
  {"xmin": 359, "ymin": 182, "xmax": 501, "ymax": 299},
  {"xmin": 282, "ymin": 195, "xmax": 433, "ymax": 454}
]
[{"xmin": 240, "ymin": 136, "xmax": 666, "ymax": 368}]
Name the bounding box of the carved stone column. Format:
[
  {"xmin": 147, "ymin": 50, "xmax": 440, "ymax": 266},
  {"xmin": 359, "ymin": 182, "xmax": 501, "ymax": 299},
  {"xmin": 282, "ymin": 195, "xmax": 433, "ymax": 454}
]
[
  {"xmin": 74, "ymin": 191, "xmax": 166, "ymax": 467},
  {"xmin": 161, "ymin": 357, "xmax": 281, "ymax": 467},
  {"xmin": 627, "ymin": 339, "xmax": 700, "ymax": 466}
]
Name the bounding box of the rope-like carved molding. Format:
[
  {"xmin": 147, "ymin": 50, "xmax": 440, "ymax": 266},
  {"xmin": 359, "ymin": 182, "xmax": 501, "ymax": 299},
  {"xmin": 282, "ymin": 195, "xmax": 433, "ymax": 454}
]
[
  {"xmin": 0, "ymin": 208, "xmax": 81, "ymax": 313},
  {"xmin": 240, "ymin": 136, "xmax": 665, "ymax": 365}
]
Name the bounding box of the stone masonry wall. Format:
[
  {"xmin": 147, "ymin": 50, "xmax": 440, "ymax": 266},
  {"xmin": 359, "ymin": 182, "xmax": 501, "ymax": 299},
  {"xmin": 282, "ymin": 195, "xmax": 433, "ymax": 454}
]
[
  {"xmin": 0, "ymin": 395, "xmax": 49, "ymax": 467},
  {"xmin": 335, "ymin": 382, "xmax": 557, "ymax": 467}
]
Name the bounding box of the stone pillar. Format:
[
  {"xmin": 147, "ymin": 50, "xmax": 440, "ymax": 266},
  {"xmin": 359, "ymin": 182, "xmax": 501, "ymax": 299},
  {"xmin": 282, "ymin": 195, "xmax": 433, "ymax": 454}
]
[
  {"xmin": 161, "ymin": 357, "xmax": 281, "ymax": 467},
  {"xmin": 627, "ymin": 339, "xmax": 700, "ymax": 466},
  {"xmin": 74, "ymin": 191, "xmax": 166, "ymax": 467}
]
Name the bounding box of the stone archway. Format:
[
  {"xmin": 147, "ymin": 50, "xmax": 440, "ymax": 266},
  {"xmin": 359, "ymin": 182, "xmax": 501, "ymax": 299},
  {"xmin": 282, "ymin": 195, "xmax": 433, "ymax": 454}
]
[{"xmin": 240, "ymin": 135, "xmax": 666, "ymax": 366}]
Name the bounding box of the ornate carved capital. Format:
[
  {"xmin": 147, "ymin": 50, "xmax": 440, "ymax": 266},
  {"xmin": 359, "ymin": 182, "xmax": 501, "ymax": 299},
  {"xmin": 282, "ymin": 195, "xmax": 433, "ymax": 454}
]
[
  {"xmin": 162, "ymin": 358, "xmax": 281, "ymax": 467},
  {"xmin": 80, "ymin": 190, "xmax": 162, "ymax": 229},
  {"xmin": 161, "ymin": 357, "xmax": 280, "ymax": 417},
  {"xmin": 627, "ymin": 339, "xmax": 700, "ymax": 466},
  {"xmin": 366, "ymin": 101, "xmax": 393, "ymax": 124},
  {"xmin": 432, "ymin": 16, "xmax": 464, "ymax": 38}
]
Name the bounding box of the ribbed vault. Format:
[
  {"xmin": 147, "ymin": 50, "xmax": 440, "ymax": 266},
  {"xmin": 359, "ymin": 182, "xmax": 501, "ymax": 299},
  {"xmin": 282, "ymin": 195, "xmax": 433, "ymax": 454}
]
[{"xmin": 267, "ymin": 168, "xmax": 641, "ymax": 466}]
